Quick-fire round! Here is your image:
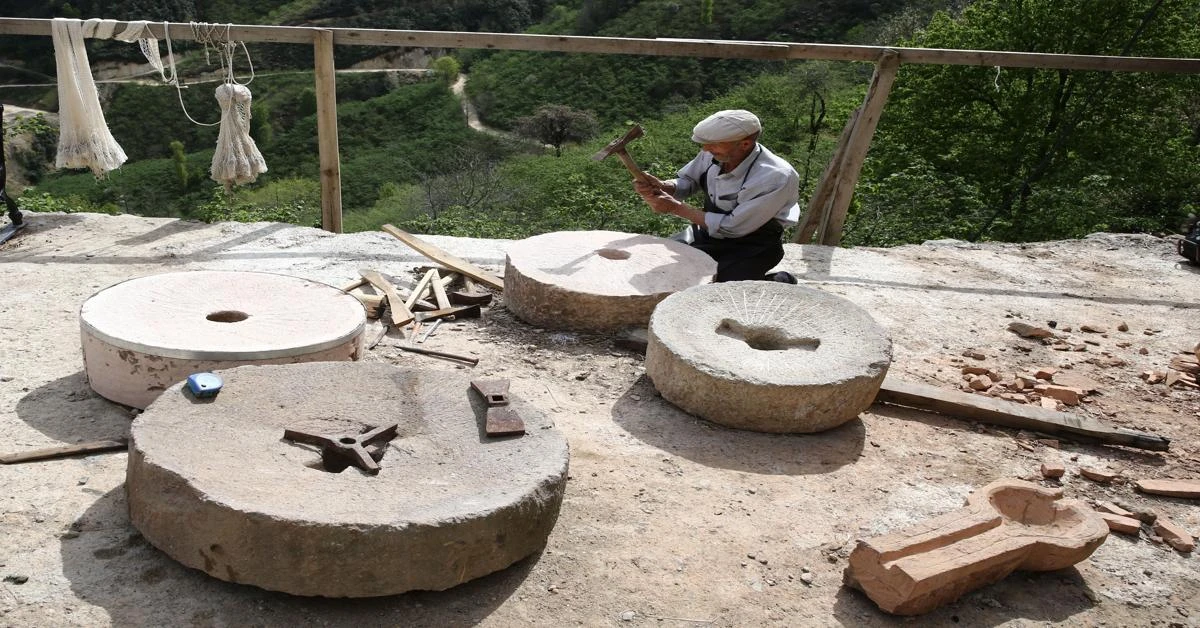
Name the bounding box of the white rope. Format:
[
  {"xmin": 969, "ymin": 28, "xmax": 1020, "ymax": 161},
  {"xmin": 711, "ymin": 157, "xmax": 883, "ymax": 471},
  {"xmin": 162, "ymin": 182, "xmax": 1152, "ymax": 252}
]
[
  {"xmin": 164, "ymin": 22, "xmax": 219, "ymax": 127},
  {"xmin": 993, "ymin": 65, "xmax": 1001, "ymax": 91},
  {"xmin": 51, "ymin": 18, "xmax": 127, "ymax": 176}
]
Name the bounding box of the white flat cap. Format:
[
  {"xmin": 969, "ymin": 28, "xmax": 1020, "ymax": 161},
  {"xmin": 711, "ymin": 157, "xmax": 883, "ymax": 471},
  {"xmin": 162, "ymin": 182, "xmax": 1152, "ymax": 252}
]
[{"xmin": 691, "ymin": 109, "xmax": 761, "ymax": 143}]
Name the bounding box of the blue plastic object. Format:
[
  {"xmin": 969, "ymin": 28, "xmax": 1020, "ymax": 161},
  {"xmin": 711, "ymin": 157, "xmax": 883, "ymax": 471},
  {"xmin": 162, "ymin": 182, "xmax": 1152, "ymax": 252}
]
[{"xmin": 185, "ymin": 372, "xmax": 224, "ymax": 398}]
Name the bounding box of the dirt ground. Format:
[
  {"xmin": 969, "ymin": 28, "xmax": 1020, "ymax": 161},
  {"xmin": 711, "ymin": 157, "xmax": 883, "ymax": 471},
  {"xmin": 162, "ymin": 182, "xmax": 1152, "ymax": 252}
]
[{"xmin": 1, "ymin": 211, "xmax": 1198, "ymax": 628}]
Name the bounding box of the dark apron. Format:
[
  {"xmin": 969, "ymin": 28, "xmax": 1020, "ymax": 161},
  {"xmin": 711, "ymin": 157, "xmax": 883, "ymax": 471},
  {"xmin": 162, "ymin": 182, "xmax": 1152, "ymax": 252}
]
[{"xmin": 684, "ymin": 155, "xmax": 784, "ymax": 282}]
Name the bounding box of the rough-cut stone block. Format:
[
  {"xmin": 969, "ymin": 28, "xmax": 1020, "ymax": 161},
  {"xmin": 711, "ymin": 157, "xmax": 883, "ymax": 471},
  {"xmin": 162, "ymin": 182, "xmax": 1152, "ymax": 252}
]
[
  {"xmin": 81, "ymin": 270, "xmax": 364, "ymax": 408},
  {"xmin": 503, "ymin": 230, "xmax": 715, "ymax": 332},
  {"xmin": 645, "ymin": 282, "xmax": 892, "ymax": 433},
  {"xmin": 844, "ymin": 479, "xmax": 1108, "ymax": 616},
  {"xmin": 127, "ymin": 362, "xmax": 569, "ymax": 597}
]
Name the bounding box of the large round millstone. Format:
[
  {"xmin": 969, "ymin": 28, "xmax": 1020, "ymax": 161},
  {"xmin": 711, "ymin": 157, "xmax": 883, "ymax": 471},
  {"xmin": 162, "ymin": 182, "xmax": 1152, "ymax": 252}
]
[
  {"xmin": 80, "ymin": 270, "xmax": 365, "ymax": 409},
  {"xmin": 645, "ymin": 282, "xmax": 892, "ymax": 433},
  {"xmin": 504, "ymin": 230, "xmax": 716, "ymax": 332},
  {"xmin": 127, "ymin": 361, "xmax": 569, "ymax": 598}
]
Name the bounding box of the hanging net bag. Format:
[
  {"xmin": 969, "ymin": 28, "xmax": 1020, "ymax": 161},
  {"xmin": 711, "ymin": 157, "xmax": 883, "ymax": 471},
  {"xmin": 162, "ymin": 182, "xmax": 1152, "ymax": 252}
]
[
  {"xmin": 51, "ymin": 18, "xmax": 127, "ymax": 176},
  {"xmin": 211, "ymin": 81, "xmax": 267, "ymax": 187},
  {"xmin": 164, "ymin": 24, "xmax": 268, "ymax": 189}
]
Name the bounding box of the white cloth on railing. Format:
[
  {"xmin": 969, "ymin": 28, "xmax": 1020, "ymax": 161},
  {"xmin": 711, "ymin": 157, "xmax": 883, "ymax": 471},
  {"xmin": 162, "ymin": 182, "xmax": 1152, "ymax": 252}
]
[
  {"xmin": 51, "ymin": 18, "xmax": 127, "ymax": 176},
  {"xmin": 115, "ymin": 20, "xmax": 169, "ymax": 82},
  {"xmin": 211, "ymin": 83, "xmax": 267, "ymax": 187}
]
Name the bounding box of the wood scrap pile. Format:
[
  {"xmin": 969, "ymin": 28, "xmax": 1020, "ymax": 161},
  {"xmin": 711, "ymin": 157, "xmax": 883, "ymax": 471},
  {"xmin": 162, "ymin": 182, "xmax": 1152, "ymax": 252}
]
[{"xmin": 339, "ymin": 225, "xmax": 506, "ymax": 363}]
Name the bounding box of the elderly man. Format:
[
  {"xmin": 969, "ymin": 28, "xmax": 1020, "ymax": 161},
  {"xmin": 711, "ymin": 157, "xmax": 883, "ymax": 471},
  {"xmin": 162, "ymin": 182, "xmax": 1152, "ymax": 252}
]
[{"xmin": 635, "ymin": 109, "xmax": 799, "ymax": 283}]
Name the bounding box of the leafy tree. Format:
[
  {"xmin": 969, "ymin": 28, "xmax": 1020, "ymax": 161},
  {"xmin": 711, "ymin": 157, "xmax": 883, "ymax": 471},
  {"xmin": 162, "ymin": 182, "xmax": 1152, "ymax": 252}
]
[
  {"xmin": 853, "ymin": 0, "xmax": 1200, "ymax": 243},
  {"xmin": 514, "ymin": 105, "xmax": 599, "ymax": 157},
  {"xmin": 169, "ymin": 140, "xmax": 190, "ymax": 189},
  {"xmin": 432, "ymin": 56, "xmax": 461, "ymax": 85}
]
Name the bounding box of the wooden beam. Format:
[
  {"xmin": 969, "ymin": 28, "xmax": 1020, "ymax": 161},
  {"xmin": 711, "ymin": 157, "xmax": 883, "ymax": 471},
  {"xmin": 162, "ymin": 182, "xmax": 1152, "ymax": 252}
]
[
  {"xmin": 820, "ymin": 50, "xmax": 900, "ymax": 246},
  {"xmin": 794, "ymin": 107, "xmax": 859, "ymax": 244},
  {"xmin": 0, "ymin": 19, "xmax": 1197, "ymax": 73},
  {"xmin": 313, "ymin": 29, "xmax": 343, "ymax": 234},
  {"xmin": 404, "ymin": 269, "xmax": 437, "ymax": 312},
  {"xmin": 1, "ymin": 439, "xmax": 128, "ymax": 464},
  {"xmin": 359, "ymin": 269, "xmax": 414, "ymax": 327},
  {"xmin": 381, "ymin": 224, "xmax": 504, "ymax": 291},
  {"xmin": 875, "ymin": 377, "xmax": 1170, "ymax": 451},
  {"xmin": 429, "ymin": 269, "xmax": 451, "ymax": 310}
]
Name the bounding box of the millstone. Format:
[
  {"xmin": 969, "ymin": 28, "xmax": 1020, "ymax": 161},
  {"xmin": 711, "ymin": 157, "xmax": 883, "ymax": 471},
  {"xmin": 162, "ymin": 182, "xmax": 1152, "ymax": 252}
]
[
  {"xmin": 80, "ymin": 270, "xmax": 364, "ymax": 409},
  {"xmin": 645, "ymin": 282, "xmax": 892, "ymax": 433},
  {"xmin": 504, "ymin": 230, "xmax": 716, "ymax": 332},
  {"xmin": 127, "ymin": 361, "xmax": 569, "ymax": 598}
]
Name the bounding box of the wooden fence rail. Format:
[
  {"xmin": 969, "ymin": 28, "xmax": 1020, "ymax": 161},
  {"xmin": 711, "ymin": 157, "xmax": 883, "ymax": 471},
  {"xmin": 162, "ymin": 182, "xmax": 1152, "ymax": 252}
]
[{"xmin": 2, "ymin": 16, "xmax": 1199, "ymax": 239}]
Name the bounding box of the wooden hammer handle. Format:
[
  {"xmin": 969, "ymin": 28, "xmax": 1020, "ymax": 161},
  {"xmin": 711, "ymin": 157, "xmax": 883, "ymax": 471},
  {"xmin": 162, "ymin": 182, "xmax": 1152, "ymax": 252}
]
[{"xmin": 616, "ymin": 150, "xmax": 652, "ymax": 184}]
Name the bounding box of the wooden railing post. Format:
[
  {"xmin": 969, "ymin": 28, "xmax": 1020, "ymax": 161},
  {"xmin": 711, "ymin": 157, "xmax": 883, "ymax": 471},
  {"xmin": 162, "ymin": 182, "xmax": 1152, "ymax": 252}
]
[
  {"xmin": 818, "ymin": 49, "xmax": 900, "ymax": 246},
  {"xmin": 793, "ymin": 108, "xmax": 859, "ymax": 244},
  {"xmin": 313, "ymin": 28, "xmax": 343, "ymax": 233}
]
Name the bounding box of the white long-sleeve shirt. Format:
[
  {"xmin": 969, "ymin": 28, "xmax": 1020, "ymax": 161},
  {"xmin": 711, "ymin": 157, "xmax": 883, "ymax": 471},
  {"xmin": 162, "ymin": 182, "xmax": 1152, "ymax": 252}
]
[{"xmin": 669, "ymin": 144, "xmax": 800, "ymax": 239}]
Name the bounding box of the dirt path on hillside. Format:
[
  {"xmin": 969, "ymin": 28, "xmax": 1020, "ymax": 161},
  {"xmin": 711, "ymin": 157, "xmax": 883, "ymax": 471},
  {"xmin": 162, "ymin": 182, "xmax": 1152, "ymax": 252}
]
[{"xmin": 0, "ymin": 213, "xmax": 1197, "ymax": 627}]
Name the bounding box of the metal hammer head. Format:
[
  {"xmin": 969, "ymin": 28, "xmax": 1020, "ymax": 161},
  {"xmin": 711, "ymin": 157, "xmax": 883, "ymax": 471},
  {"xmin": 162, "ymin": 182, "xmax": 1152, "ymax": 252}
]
[{"xmin": 592, "ymin": 124, "xmax": 644, "ymax": 161}]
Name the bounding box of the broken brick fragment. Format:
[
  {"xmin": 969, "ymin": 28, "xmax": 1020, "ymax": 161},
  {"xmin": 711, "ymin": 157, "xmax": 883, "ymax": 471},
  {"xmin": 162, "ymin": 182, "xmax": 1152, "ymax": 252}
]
[
  {"xmin": 1080, "ymin": 467, "xmax": 1119, "ymax": 484},
  {"xmin": 1152, "ymin": 516, "xmax": 1195, "ymax": 553},
  {"xmin": 1097, "ymin": 512, "xmax": 1141, "ymax": 535},
  {"xmin": 1040, "ymin": 460, "xmax": 1065, "ymax": 479}
]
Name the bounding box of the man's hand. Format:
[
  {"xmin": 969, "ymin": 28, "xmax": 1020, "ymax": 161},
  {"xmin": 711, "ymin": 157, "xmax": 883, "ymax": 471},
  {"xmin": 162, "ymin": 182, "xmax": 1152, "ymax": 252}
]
[
  {"xmin": 639, "ymin": 188, "xmax": 681, "ymax": 215},
  {"xmin": 634, "ymin": 174, "xmax": 674, "ymax": 196}
]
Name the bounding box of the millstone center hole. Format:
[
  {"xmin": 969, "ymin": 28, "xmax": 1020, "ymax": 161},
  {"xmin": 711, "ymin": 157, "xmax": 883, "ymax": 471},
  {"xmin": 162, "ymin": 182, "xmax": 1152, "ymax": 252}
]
[
  {"xmin": 715, "ymin": 319, "xmax": 820, "ymax": 351},
  {"xmin": 596, "ymin": 248, "xmax": 630, "ymax": 260},
  {"xmin": 206, "ymin": 310, "xmax": 249, "ymax": 323}
]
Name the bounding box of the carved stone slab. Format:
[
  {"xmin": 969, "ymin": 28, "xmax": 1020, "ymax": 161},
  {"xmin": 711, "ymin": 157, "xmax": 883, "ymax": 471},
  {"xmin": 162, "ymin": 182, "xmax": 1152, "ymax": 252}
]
[{"xmin": 844, "ymin": 479, "xmax": 1108, "ymax": 615}]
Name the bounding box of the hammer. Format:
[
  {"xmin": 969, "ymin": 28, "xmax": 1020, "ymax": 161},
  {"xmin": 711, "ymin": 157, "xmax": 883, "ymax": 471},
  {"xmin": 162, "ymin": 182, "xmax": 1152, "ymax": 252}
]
[{"xmin": 593, "ymin": 124, "xmax": 653, "ymax": 185}]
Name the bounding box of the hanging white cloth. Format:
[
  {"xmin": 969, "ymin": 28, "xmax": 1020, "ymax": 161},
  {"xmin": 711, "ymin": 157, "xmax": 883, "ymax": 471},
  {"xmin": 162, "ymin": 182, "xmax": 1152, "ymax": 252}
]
[
  {"xmin": 51, "ymin": 18, "xmax": 127, "ymax": 176},
  {"xmin": 211, "ymin": 82, "xmax": 267, "ymax": 187},
  {"xmin": 114, "ymin": 20, "xmax": 169, "ymax": 83}
]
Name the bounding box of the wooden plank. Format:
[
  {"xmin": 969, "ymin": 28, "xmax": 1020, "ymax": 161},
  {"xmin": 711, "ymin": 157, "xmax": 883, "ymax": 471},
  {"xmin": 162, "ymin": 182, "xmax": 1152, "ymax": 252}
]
[
  {"xmin": 339, "ymin": 278, "xmax": 368, "ymax": 292},
  {"xmin": 429, "ymin": 269, "xmax": 452, "ymax": 310},
  {"xmin": 313, "ymin": 29, "xmax": 343, "ymax": 234},
  {"xmin": 359, "ymin": 269, "xmax": 414, "ymax": 327},
  {"xmin": 821, "ymin": 50, "xmax": 900, "ymax": 246},
  {"xmin": 875, "ymin": 376, "xmax": 1170, "ymax": 451},
  {"xmin": 1135, "ymin": 478, "xmax": 1200, "ymax": 499},
  {"xmin": 1, "ymin": 439, "xmax": 128, "ymax": 464},
  {"xmin": 405, "ymin": 269, "xmax": 437, "ymax": 311},
  {"xmin": 1, "ymin": 19, "xmax": 1198, "ymax": 73},
  {"xmin": 381, "ymin": 224, "xmax": 504, "ymax": 291},
  {"xmin": 795, "ymin": 107, "xmax": 860, "ymax": 244}
]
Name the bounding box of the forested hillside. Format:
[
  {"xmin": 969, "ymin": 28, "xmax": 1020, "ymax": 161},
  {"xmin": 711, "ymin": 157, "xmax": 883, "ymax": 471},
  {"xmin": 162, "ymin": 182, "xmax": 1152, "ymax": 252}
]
[{"xmin": 2, "ymin": 0, "xmax": 1198, "ymax": 245}]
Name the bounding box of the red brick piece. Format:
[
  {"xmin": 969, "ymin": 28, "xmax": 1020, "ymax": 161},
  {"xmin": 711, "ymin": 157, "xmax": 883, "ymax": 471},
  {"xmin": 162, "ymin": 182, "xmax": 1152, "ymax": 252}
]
[
  {"xmin": 1152, "ymin": 516, "xmax": 1195, "ymax": 553},
  {"xmin": 1097, "ymin": 512, "xmax": 1141, "ymax": 535},
  {"xmin": 1134, "ymin": 479, "xmax": 1200, "ymax": 499},
  {"xmin": 1040, "ymin": 460, "xmax": 1066, "ymax": 479},
  {"xmin": 1080, "ymin": 468, "xmax": 1119, "ymax": 484}
]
